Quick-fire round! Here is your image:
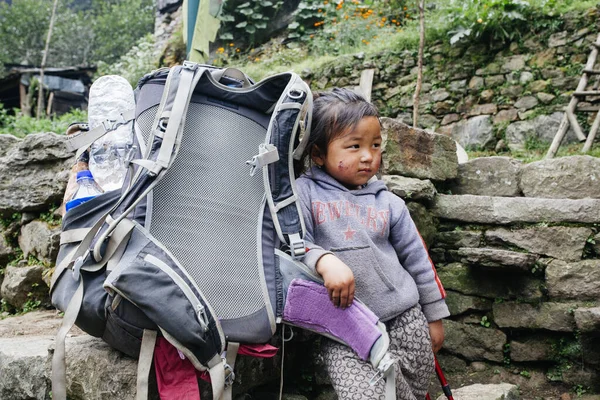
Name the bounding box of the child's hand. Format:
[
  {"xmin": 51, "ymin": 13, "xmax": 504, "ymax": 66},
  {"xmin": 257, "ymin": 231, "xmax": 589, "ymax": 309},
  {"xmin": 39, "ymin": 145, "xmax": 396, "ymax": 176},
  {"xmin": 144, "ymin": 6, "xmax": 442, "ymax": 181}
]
[
  {"xmin": 316, "ymin": 254, "xmax": 355, "ymax": 308},
  {"xmin": 428, "ymin": 320, "xmax": 444, "ymax": 353}
]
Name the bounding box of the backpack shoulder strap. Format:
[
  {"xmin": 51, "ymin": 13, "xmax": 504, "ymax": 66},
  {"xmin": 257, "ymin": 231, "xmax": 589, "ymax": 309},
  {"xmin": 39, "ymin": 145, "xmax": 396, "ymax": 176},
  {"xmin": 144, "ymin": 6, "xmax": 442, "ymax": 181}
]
[{"xmin": 257, "ymin": 73, "xmax": 312, "ymax": 258}]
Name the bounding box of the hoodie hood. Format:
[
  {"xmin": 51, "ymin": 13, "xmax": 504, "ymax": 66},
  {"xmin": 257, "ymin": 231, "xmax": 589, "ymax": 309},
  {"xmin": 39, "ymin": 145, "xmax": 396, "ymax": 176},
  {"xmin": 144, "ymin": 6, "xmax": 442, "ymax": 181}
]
[{"xmin": 300, "ymin": 166, "xmax": 388, "ymax": 196}]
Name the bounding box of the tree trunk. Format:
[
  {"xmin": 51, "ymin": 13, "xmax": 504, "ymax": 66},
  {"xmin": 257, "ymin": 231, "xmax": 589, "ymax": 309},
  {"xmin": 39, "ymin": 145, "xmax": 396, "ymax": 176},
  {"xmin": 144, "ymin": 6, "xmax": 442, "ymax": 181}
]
[
  {"xmin": 413, "ymin": 0, "xmax": 425, "ymax": 128},
  {"xmin": 37, "ymin": 0, "xmax": 59, "ymax": 119}
]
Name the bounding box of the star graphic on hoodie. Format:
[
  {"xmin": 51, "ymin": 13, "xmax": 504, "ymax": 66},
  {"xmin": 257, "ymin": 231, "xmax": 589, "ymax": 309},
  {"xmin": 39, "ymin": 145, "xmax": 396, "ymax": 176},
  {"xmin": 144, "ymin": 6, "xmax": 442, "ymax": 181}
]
[{"xmin": 343, "ymin": 224, "xmax": 357, "ymax": 241}]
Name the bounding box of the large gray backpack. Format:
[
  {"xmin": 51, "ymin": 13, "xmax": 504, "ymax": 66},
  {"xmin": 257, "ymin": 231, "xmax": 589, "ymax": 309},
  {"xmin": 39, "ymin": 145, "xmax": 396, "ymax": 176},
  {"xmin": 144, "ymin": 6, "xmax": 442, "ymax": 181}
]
[{"xmin": 51, "ymin": 62, "xmax": 396, "ymax": 400}]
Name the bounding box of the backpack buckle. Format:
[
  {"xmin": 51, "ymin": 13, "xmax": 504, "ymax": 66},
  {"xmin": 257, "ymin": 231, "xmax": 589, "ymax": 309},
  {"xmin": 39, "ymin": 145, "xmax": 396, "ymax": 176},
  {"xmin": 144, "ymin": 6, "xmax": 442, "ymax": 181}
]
[
  {"xmin": 369, "ymin": 353, "xmax": 396, "ymax": 386},
  {"xmin": 223, "ymin": 363, "xmax": 235, "ymax": 386},
  {"xmin": 288, "ymin": 233, "xmax": 306, "ymax": 259},
  {"xmin": 71, "ymin": 255, "xmax": 85, "ymax": 281},
  {"xmin": 246, "ymin": 144, "xmax": 279, "ymax": 176}
]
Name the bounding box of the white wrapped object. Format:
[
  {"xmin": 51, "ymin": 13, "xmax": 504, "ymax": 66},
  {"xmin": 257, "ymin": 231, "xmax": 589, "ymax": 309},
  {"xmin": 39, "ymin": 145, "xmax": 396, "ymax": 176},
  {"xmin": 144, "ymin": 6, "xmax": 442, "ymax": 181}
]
[{"xmin": 87, "ymin": 75, "xmax": 136, "ymax": 192}]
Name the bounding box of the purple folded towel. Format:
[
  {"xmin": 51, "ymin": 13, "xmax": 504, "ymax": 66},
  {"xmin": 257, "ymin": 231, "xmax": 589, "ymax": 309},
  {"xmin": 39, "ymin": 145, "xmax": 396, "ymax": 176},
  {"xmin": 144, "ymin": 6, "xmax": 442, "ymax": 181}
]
[{"xmin": 283, "ymin": 278, "xmax": 382, "ymax": 360}]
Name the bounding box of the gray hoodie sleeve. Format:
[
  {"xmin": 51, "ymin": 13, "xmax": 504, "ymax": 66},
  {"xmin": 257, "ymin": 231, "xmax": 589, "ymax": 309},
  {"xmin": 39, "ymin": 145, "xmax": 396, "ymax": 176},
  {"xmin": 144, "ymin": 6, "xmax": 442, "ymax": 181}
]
[
  {"xmin": 297, "ymin": 179, "xmax": 333, "ymax": 273},
  {"xmin": 388, "ymin": 196, "xmax": 449, "ymax": 322}
]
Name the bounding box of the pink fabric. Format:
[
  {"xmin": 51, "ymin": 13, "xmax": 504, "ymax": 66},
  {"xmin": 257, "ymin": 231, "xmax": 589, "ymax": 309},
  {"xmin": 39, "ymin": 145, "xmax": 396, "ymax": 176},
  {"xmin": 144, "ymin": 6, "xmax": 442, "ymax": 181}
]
[
  {"xmin": 155, "ymin": 339, "xmax": 280, "ymax": 388},
  {"xmin": 154, "ymin": 337, "xmax": 201, "ymax": 400}
]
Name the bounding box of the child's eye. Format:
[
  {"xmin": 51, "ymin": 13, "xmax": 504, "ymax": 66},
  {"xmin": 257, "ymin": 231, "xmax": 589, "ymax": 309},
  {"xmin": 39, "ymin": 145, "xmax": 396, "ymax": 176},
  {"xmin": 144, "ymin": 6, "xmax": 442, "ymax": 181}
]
[
  {"xmin": 348, "ymin": 144, "xmax": 360, "ymax": 149},
  {"xmin": 373, "ymin": 143, "xmax": 381, "ymax": 148}
]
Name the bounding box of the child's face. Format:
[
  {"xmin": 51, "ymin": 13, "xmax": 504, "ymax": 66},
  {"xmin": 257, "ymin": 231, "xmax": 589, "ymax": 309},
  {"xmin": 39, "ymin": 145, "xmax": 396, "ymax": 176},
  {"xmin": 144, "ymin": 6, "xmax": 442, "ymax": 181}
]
[{"xmin": 313, "ymin": 116, "xmax": 382, "ymax": 189}]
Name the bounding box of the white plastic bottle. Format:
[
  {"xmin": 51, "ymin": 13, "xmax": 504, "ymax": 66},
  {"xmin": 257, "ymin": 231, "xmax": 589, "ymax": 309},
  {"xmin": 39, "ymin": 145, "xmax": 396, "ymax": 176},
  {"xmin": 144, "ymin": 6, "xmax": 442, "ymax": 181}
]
[
  {"xmin": 87, "ymin": 75, "xmax": 136, "ymax": 192},
  {"xmin": 65, "ymin": 170, "xmax": 104, "ymax": 212}
]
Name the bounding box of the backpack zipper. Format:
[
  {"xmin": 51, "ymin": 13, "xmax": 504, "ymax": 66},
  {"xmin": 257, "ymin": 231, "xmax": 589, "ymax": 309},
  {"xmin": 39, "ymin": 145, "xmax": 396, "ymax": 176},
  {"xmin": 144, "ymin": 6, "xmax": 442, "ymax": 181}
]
[{"xmin": 144, "ymin": 254, "xmax": 210, "ymax": 332}]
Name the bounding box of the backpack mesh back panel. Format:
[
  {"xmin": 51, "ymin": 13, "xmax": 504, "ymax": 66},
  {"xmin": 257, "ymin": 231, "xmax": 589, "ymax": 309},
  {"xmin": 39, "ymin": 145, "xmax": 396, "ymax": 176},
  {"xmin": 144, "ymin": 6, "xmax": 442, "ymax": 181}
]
[{"xmin": 136, "ymin": 96, "xmax": 274, "ymax": 341}]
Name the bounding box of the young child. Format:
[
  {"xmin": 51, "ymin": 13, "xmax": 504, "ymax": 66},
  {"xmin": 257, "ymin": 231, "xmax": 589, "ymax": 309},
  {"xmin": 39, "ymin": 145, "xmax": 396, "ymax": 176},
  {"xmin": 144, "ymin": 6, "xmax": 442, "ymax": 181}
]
[{"xmin": 296, "ymin": 88, "xmax": 449, "ymax": 399}]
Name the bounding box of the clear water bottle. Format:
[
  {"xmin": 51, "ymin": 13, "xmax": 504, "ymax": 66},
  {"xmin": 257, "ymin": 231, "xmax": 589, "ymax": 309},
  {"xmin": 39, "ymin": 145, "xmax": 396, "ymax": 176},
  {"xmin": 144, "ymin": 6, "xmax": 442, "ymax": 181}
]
[
  {"xmin": 65, "ymin": 170, "xmax": 104, "ymax": 212},
  {"xmin": 87, "ymin": 75, "xmax": 135, "ymax": 192}
]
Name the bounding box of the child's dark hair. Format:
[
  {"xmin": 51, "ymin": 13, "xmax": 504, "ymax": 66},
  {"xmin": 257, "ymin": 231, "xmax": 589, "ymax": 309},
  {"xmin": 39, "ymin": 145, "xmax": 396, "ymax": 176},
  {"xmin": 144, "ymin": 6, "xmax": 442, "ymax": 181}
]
[{"xmin": 297, "ymin": 88, "xmax": 379, "ymax": 175}]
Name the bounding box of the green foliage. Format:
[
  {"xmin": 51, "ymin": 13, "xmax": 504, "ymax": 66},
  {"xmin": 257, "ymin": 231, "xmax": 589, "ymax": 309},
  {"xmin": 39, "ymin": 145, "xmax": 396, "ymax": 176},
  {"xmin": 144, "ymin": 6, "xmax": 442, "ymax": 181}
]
[
  {"xmin": 219, "ymin": 1, "xmax": 284, "ymax": 45},
  {"xmin": 91, "ymin": 0, "xmax": 156, "ymax": 66},
  {"xmin": 572, "ymin": 384, "xmax": 588, "ymax": 396},
  {"xmin": 39, "ymin": 207, "xmax": 62, "ymax": 226},
  {"xmin": 0, "ymin": 104, "xmax": 87, "ymax": 137},
  {"xmin": 519, "ymin": 370, "xmax": 531, "ymax": 379},
  {"xmin": 503, "ymin": 342, "xmax": 511, "ymax": 366},
  {"xmin": 96, "ymin": 34, "xmax": 159, "ymax": 86},
  {"xmin": 443, "ymin": 0, "xmax": 531, "ymax": 45},
  {"xmin": 21, "ymin": 292, "xmax": 42, "ymax": 313},
  {"xmin": 0, "ymin": 212, "xmax": 21, "ymax": 229},
  {"xmin": 0, "ymin": 0, "xmax": 155, "ymax": 76},
  {"xmin": 480, "ymin": 315, "xmax": 491, "ymax": 327},
  {"xmin": 0, "ymin": 0, "xmax": 52, "ymax": 68}
]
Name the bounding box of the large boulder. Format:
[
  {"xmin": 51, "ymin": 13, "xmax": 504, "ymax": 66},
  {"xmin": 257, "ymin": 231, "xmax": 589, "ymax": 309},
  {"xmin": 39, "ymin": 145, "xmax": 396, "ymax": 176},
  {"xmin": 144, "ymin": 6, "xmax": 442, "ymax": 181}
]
[
  {"xmin": 445, "ymin": 291, "xmax": 492, "ymax": 316},
  {"xmin": 433, "ymin": 230, "xmax": 482, "ymax": 250},
  {"xmin": 380, "ymin": 118, "xmax": 458, "ymax": 181},
  {"xmin": 457, "ymin": 247, "xmax": 539, "ymax": 272},
  {"xmin": 436, "ymin": 383, "xmax": 520, "ymax": 400},
  {"xmin": 436, "ymin": 263, "xmax": 543, "ymax": 301},
  {"xmin": 0, "ymin": 265, "xmax": 49, "ymax": 309},
  {"xmin": 449, "ymin": 115, "xmax": 496, "ymax": 150},
  {"xmin": 432, "ymin": 194, "xmax": 600, "ymax": 225},
  {"xmin": 0, "ymin": 227, "xmax": 14, "ymax": 266},
  {"xmin": 546, "ymin": 259, "xmax": 600, "ymax": 301},
  {"xmin": 0, "ymin": 133, "xmax": 73, "ymax": 216},
  {"xmin": 485, "ymin": 226, "xmax": 591, "ymax": 262},
  {"xmin": 447, "ymin": 157, "xmax": 522, "ymax": 197},
  {"xmin": 505, "ymin": 112, "xmax": 577, "ymax": 150},
  {"xmin": 18, "ymin": 221, "xmax": 61, "ymax": 265},
  {"xmin": 519, "ymin": 156, "xmax": 600, "ymax": 199},
  {"xmin": 510, "ymin": 336, "xmax": 556, "ymax": 362},
  {"xmin": 574, "ymin": 307, "xmax": 600, "ymax": 333},
  {"xmin": 382, "ymin": 175, "xmax": 437, "ymax": 202},
  {"xmin": 493, "ymin": 302, "xmax": 576, "ymax": 332},
  {"xmin": 443, "ymin": 319, "xmax": 506, "ymax": 362}
]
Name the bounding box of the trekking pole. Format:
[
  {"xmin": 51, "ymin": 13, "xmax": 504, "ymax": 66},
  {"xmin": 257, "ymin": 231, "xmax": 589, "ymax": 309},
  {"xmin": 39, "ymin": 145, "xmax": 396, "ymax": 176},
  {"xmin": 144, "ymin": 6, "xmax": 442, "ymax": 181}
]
[{"xmin": 425, "ymin": 355, "xmax": 454, "ymax": 400}]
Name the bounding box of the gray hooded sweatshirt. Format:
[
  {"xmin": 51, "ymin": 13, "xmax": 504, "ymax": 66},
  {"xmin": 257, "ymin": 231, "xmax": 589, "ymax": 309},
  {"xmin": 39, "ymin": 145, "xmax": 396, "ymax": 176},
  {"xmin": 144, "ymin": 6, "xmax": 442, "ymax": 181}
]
[{"xmin": 297, "ymin": 167, "xmax": 449, "ymax": 323}]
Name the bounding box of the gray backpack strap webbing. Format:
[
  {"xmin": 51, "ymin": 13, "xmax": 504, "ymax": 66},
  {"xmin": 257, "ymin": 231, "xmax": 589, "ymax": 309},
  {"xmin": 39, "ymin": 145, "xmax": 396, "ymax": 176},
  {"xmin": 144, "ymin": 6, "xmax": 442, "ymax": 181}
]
[
  {"xmin": 136, "ymin": 329, "xmax": 158, "ymax": 400},
  {"xmin": 51, "ymin": 64, "xmax": 209, "ymax": 400},
  {"xmin": 64, "ymin": 109, "xmax": 136, "ymax": 153},
  {"xmin": 260, "ymin": 75, "xmax": 312, "ymax": 258},
  {"xmin": 51, "ymin": 278, "xmax": 83, "ymax": 400},
  {"xmin": 221, "ymin": 342, "xmax": 240, "ymax": 400}
]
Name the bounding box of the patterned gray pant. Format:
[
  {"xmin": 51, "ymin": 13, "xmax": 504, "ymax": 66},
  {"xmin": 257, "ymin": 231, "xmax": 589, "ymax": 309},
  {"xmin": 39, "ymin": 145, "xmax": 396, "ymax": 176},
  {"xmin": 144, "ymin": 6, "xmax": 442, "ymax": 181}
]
[{"xmin": 322, "ymin": 305, "xmax": 434, "ymax": 400}]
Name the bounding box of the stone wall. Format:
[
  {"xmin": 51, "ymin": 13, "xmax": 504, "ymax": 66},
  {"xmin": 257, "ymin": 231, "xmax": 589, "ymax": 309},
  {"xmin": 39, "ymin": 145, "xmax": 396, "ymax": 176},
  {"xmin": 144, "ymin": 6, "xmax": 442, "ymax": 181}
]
[
  {"xmin": 377, "ymin": 119, "xmax": 600, "ymax": 392},
  {"xmin": 304, "ymin": 6, "xmax": 599, "ymax": 153}
]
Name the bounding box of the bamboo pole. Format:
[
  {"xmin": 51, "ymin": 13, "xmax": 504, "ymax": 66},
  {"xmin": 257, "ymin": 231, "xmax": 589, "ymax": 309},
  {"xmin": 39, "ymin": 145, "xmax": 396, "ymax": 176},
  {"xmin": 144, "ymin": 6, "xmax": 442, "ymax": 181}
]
[
  {"xmin": 36, "ymin": 0, "xmax": 59, "ymax": 119},
  {"xmin": 546, "ymin": 33, "xmax": 600, "ymax": 158},
  {"xmin": 412, "ymin": 0, "xmax": 425, "ymax": 128}
]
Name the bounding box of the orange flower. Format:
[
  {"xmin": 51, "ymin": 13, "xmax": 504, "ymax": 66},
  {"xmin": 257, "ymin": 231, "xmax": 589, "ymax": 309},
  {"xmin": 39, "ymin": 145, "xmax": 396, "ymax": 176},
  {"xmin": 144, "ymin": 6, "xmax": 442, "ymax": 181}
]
[
  {"xmin": 217, "ymin": 47, "xmax": 225, "ymax": 54},
  {"xmin": 229, "ymin": 43, "xmax": 234, "ymax": 47}
]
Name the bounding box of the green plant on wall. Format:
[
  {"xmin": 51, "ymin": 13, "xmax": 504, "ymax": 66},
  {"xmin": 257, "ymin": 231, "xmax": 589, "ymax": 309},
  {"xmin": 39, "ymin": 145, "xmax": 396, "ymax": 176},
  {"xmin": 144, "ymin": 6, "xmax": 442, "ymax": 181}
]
[
  {"xmin": 219, "ymin": 1, "xmax": 284, "ymax": 45},
  {"xmin": 444, "ymin": 0, "xmax": 531, "ymax": 45}
]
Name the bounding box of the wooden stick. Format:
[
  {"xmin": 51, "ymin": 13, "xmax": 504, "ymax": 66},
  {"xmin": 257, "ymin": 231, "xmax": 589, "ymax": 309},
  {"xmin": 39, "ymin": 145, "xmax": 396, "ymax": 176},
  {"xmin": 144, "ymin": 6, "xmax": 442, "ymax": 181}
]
[
  {"xmin": 356, "ymin": 69, "xmax": 375, "ymax": 103},
  {"xmin": 36, "ymin": 0, "xmax": 59, "ymax": 119},
  {"xmin": 582, "ymin": 109, "xmax": 600, "ymax": 153},
  {"xmin": 412, "ymin": 0, "xmax": 425, "ymax": 128},
  {"xmin": 547, "ymin": 33, "xmax": 600, "ymax": 158}
]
